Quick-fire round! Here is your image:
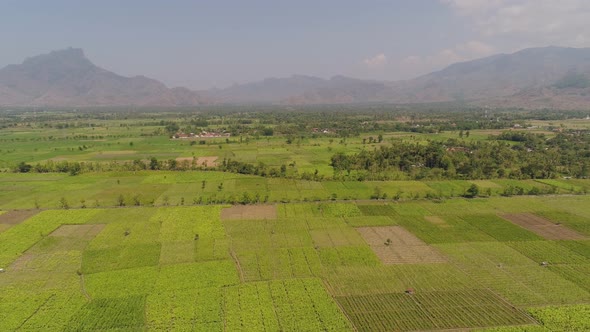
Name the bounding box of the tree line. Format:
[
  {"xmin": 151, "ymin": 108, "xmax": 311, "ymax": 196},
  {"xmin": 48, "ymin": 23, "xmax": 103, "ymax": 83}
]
[{"xmin": 330, "ymin": 131, "xmax": 590, "ymax": 180}]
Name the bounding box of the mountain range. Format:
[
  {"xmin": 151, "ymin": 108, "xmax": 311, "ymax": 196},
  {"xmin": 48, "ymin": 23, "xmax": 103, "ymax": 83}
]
[{"xmin": 1, "ymin": 46, "xmax": 590, "ymax": 109}]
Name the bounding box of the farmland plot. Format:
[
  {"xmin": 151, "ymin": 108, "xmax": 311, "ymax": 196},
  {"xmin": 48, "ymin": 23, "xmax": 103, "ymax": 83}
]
[
  {"xmin": 223, "ymin": 278, "xmax": 352, "ymax": 332},
  {"xmin": 232, "ymin": 247, "xmax": 323, "ymax": 281},
  {"xmin": 337, "ymin": 289, "xmax": 535, "ymax": 332},
  {"xmin": 536, "ymin": 210, "xmax": 590, "ymax": 236},
  {"xmin": 1, "ymin": 193, "xmax": 590, "ymax": 331},
  {"xmin": 324, "ymin": 264, "xmax": 475, "ymax": 297},
  {"xmin": 506, "ymin": 241, "xmax": 589, "ymax": 265},
  {"xmin": 63, "ymin": 295, "xmax": 146, "ymax": 331},
  {"xmin": 309, "ymin": 224, "xmax": 366, "ymax": 247},
  {"xmin": 146, "ymin": 287, "xmax": 223, "ymax": 331},
  {"xmin": 357, "ymin": 204, "xmax": 396, "ymax": 216},
  {"xmin": 437, "ymin": 242, "xmax": 590, "ymax": 306},
  {"xmin": 318, "ymin": 246, "xmax": 380, "ymax": 268},
  {"xmin": 501, "ymin": 213, "xmax": 587, "ymax": 240},
  {"xmin": 548, "ymin": 264, "xmax": 590, "ymax": 292},
  {"xmin": 357, "ymin": 226, "xmax": 447, "ymax": 264},
  {"xmin": 461, "ymin": 214, "xmax": 542, "ymax": 242},
  {"xmin": 0, "ymin": 209, "xmax": 38, "ymax": 226},
  {"xmin": 0, "ymin": 209, "xmax": 99, "ymax": 267},
  {"xmin": 396, "ymin": 215, "xmax": 497, "ymax": 244},
  {"xmin": 221, "ymin": 205, "xmax": 277, "ymax": 220},
  {"xmin": 476, "ymin": 304, "xmax": 590, "ymax": 331}
]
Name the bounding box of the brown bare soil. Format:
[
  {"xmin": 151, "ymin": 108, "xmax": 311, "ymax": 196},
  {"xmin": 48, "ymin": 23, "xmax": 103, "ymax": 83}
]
[
  {"xmin": 221, "ymin": 205, "xmax": 277, "ymax": 220},
  {"xmin": 9, "ymin": 224, "xmax": 105, "ymax": 272},
  {"xmin": 0, "ymin": 210, "xmax": 39, "ymax": 225},
  {"xmin": 196, "ymin": 156, "xmax": 218, "ymax": 167},
  {"xmin": 49, "ymin": 224, "xmax": 105, "ymax": 238},
  {"xmin": 175, "ymin": 156, "xmax": 219, "ymax": 167},
  {"xmin": 9, "ymin": 253, "xmax": 35, "ymax": 271},
  {"xmin": 501, "ymin": 213, "xmax": 587, "ymax": 240},
  {"xmin": 357, "ymin": 226, "xmax": 447, "ymax": 264}
]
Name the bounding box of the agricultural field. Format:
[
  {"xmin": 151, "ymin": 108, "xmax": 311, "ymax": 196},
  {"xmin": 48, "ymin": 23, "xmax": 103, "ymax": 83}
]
[
  {"xmin": 1, "ymin": 109, "xmax": 589, "ymax": 330},
  {"xmin": 0, "ymin": 194, "xmax": 588, "ymax": 331}
]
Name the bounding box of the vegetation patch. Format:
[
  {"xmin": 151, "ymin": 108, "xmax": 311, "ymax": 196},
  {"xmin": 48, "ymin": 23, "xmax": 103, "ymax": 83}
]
[
  {"xmin": 64, "ymin": 295, "xmax": 146, "ymax": 331},
  {"xmin": 357, "ymin": 204, "xmax": 395, "ymax": 216},
  {"xmin": 223, "ymin": 278, "xmax": 352, "ymax": 331},
  {"xmin": 337, "ymin": 289, "xmax": 536, "ymax": 332}
]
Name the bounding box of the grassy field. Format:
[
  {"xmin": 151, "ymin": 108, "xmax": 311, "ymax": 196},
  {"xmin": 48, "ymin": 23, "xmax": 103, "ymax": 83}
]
[
  {"xmin": 1, "ymin": 194, "xmax": 589, "ymax": 331},
  {"xmin": 1, "ymin": 115, "xmax": 577, "ymax": 177},
  {"xmin": 1, "ymin": 111, "xmax": 589, "ymax": 330},
  {"xmin": 0, "ymin": 171, "xmax": 588, "ymax": 210}
]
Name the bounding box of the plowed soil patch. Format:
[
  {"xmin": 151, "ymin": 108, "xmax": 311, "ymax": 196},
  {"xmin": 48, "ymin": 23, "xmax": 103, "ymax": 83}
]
[
  {"xmin": 176, "ymin": 156, "xmax": 219, "ymax": 167},
  {"xmin": 501, "ymin": 213, "xmax": 587, "ymax": 240},
  {"xmin": 221, "ymin": 205, "xmax": 277, "ymax": 220},
  {"xmin": 0, "ymin": 210, "xmax": 39, "ymax": 225},
  {"xmin": 357, "ymin": 226, "xmax": 446, "ymax": 264}
]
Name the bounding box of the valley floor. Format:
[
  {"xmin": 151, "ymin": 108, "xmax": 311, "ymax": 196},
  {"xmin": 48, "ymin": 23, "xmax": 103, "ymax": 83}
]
[{"xmin": 1, "ymin": 180, "xmax": 589, "ymax": 331}]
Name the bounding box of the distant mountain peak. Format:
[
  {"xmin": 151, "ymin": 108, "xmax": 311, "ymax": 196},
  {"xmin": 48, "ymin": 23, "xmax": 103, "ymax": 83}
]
[
  {"xmin": 2, "ymin": 46, "xmax": 590, "ymax": 109},
  {"xmin": 0, "ymin": 48, "xmax": 207, "ymax": 107},
  {"xmin": 22, "ymin": 47, "xmax": 89, "ymax": 65}
]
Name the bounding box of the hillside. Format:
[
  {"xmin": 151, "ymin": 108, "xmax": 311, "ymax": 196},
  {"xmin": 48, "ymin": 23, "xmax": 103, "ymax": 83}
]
[
  {"xmin": 213, "ymin": 46, "xmax": 590, "ymax": 108},
  {"xmin": 0, "ymin": 48, "xmax": 208, "ymax": 107},
  {"xmin": 395, "ymin": 46, "xmax": 590, "ymax": 107},
  {"xmin": 2, "ymin": 46, "xmax": 590, "ymax": 108}
]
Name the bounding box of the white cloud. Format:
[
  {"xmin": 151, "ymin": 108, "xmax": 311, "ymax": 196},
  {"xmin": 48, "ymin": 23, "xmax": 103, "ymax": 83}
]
[
  {"xmin": 441, "ymin": 0, "xmax": 590, "ymax": 47},
  {"xmin": 363, "ymin": 53, "xmax": 387, "ymax": 68}
]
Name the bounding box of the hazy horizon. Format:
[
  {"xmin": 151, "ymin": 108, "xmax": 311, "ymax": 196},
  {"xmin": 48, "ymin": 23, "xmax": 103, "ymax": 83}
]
[{"xmin": 2, "ymin": 0, "xmax": 590, "ymax": 90}]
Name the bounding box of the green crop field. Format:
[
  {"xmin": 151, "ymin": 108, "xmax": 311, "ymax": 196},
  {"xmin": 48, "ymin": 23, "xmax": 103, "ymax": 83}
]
[
  {"xmin": 1, "ymin": 194, "xmax": 589, "ymax": 331},
  {"xmin": 1, "ymin": 108, "xmax": 590, "ymax": 330}
]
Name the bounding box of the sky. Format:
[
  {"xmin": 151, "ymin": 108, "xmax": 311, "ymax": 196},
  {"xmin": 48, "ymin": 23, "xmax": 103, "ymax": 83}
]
[{"xmin": 1, "ymin": 0, "xmax": 590, "ymax": 89}]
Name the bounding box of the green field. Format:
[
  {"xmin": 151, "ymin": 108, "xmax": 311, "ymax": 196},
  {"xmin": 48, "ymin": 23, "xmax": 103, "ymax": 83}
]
[
  {"xmin": 1, "ymin": 194, "xmax": 589, "ymax": 331},
  {"xmin": 1, "ymin": 109, "xmax": 589, "ymax": 330}
]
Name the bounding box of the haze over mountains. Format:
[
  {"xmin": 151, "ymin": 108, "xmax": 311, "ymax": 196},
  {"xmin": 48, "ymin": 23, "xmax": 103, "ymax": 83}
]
[
  {"xmin": 0, "ymin": 48, "xmax": 208, "ymax": 107},
  {"xmin": 1, "ymin": 47, "xmax": 590, "ymax": 109}
]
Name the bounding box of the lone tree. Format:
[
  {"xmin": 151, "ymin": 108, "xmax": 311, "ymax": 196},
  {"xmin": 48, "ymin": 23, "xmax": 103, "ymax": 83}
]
[
  {"xmin": 464, "ymin": 184, "xmax": 480, "ymax": 198},
  {"xmin": 132, "ymin": 194, "xmax": 141, "ymax": 206},
  {"xmin": 16, "ymin": 161, "xmax": 32, "ymax": 173},
  {"xmin": 117, "ymin": 194, "xmax": 126, "ymax": 207},
  {"xmin": 59, "ymin": 197, "xmax": 69, "ymax": 210}
]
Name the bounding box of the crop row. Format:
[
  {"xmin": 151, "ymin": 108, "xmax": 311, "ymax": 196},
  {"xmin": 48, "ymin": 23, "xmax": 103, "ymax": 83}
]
[
  {"xmin": 63, "ymin": 295, "xmax": 146, "ymax": 331},
  {"xmin": 437, "ymin": 242, "xmax": 590, "ymax": 306},
  {"xmin": 223, "ymin": 278, "xmax": 352, "ymax": 331},
  {"xmin": 323, "ymin": 264, "xmax": 474, "ymax": 297},
  {"xmin": 236, "ymin": 247, "xmax": 323, "ymax": 282},
  {"xmin": 338, "ymin": 289, "xmax": 535, "ymax": 331},
  {"xmin": 506, "ymin": 241, "xmax": 589, "ymax": 265},
  {"xmin": 146, "ymin": 287, "xmax": 223, "ymax": 331}
]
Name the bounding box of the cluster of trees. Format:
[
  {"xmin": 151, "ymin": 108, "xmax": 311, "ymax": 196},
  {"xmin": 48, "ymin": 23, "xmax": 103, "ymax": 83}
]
[
  {"xmin": 330, "ymin": 131, "xmax": 590, "ymax": 180},
  {"xmin": 219, "ymin": 159, "xmax": 288, "ymax": 178},
  {"xmin": 14, "ymin": 156, "xmax": 218, "ymax": 174},
  {"xmin": 56, "ymin": 192, "xmax": 271, "ymax": 210}
]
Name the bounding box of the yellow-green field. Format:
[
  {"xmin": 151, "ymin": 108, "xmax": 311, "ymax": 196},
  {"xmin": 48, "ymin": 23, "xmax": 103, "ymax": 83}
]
[
  {"xmin": 2, "ymin": 109, "xmax": 589, "ymax": 330},
  {"xmin": 1, "ymin": 195, "xmax": 589, "ymax": 331}
]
